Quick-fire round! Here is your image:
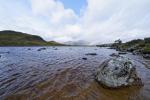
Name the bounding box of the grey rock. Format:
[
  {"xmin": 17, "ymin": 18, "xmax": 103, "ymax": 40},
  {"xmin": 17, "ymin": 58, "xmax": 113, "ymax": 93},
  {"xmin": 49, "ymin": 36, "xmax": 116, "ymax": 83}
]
[
  {"xmin": 54, "ymin": 48, "xmax": 58, "ymax": 50},
  {"xmin": 95, "ymin": 56, "xmax": 143, "ymax": 88},
  {"xmin": 143, "ymin": 54, "xmax": 150, "ymax": 59},
  {"xmin": 132, "ymin": 49, "xmax": 142, "ymax": 55},
  {"xmin": 127, "ymin": 47, "xmax": 136, "ymax": 52},
  {"xmin": 110, "ymin": 53, "xmax": 119, "ymax": 57},
  {"xmin": 118, "ymin": 51, "xmax": 127, "ymax": 55}
]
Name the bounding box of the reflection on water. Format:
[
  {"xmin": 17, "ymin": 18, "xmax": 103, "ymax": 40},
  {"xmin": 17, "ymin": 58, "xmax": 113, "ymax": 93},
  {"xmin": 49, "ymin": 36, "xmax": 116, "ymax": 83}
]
[{"xmin": 0, "ymin": 47, "xmax": 149, "ymax": 100}]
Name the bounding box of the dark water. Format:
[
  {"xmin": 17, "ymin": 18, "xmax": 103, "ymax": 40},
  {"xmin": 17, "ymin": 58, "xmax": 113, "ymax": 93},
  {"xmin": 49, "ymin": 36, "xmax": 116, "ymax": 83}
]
[{"xmin": 0, "ymin": 47, "xmax": 149, "ymax": 100}]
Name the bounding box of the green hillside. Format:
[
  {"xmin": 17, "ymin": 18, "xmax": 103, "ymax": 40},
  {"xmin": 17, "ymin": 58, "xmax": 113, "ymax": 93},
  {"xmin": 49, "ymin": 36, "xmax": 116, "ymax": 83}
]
[{"xmin": 0, "ymin": 30, "xmax": 64, "ymax": 46}]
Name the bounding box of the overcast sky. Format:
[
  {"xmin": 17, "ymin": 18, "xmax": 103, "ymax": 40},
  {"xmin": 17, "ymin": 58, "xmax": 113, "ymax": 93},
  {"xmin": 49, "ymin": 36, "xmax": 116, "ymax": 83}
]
[{"xmin": 0, "ymin": 0, "xmax": 150, "ymax": 44}]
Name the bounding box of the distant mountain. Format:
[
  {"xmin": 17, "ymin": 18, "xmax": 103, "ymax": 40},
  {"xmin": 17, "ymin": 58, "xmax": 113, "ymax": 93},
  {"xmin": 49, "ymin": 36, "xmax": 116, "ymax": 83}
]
[
  {"xmin": 0, "ymin": 30, "xmax": 64, "ymax": 46},
  {"xmin": 96, "ymin": 43, "xmax": 113, "ymax": 47},
  {"xmin": 64, "ymin": 40, "xmax": 89, "ymax": 46}
]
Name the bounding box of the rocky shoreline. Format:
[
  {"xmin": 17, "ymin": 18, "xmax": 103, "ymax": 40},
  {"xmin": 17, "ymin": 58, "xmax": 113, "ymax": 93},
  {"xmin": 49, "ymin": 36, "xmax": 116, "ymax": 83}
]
[{"xmin": 110, "ymin": 38, "xmax": 150, "ymax": 59}]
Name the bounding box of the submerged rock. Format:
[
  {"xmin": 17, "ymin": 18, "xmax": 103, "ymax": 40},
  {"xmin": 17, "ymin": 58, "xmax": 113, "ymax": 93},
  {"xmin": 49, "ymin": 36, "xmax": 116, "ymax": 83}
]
[
  {"xmin": 37, "ymin": 47, "xmax": 46, "ymax": 51},
  {"xmin": 28, "ymin": 48, "xmax": 31, "ymax": 50},
  {"xmin": 95, "ymin": 56, "xmax": 143, "ymax": 88},
  {"xmin": 0, "ymin": 51, "xmax": 10, "ymax": 54},
  {"xmin": 82, "ymin": 57, "xmax": 87, "ymax": 60},
  {"xmin": 85, "ymin": 53, "xmax": 97, "ymax": 56}
]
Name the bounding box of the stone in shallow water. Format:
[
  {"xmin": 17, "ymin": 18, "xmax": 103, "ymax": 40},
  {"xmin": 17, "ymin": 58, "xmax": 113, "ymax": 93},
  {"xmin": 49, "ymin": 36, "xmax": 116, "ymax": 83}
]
[
  {"xmin": 95, "ymin": 56, "xmax": 143, "ymax": 88},
  {"xmin": 118, "ymin": 51, "xmax": 127, "ymax": 55}
]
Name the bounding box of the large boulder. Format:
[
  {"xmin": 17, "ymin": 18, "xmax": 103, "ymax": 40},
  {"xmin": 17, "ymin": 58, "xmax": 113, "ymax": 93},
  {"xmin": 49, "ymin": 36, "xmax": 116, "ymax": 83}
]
[{"xmin": 95, "ymin": 56, "xmax": 143, "ymax": 88}]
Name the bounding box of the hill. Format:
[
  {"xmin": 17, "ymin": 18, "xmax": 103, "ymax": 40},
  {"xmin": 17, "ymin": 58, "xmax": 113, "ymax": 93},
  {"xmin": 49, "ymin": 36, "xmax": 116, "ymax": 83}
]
[{"xmin": 0, "ymin": 30, "xmax": 64, "ymax": 46}]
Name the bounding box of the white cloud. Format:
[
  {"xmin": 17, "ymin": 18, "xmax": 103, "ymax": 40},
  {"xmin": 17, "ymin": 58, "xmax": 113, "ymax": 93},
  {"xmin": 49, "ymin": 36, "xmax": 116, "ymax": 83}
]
[
  {"xmin": 30, "ymin": 0, "xmax": 78, "ymax": 24},
  {"xmin": 0, "ymin": 0, "xmax": 150, "ymax": 44},
  {"xmin": 79, "ymin": 0, "xmax": 150, "ymax": 44}
]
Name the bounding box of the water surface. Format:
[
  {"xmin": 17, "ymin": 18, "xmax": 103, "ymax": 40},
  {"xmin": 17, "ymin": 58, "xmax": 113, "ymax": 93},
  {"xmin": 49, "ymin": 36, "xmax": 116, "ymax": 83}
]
[{"xmin": 0, "ymin": 47, "xmax": 149, "ymax": 100}]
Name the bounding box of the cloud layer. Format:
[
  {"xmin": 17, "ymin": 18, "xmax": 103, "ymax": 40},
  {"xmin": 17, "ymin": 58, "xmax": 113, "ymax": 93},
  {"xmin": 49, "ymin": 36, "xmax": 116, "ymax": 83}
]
[{"xmin": 0, "ymin": 0, "xmax": 150, "ymax": 44}]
